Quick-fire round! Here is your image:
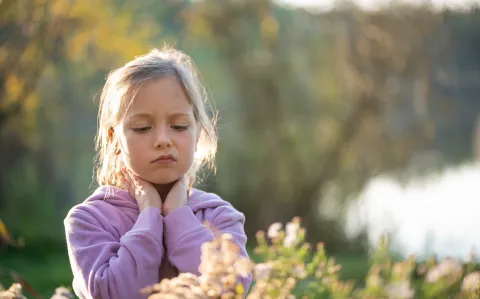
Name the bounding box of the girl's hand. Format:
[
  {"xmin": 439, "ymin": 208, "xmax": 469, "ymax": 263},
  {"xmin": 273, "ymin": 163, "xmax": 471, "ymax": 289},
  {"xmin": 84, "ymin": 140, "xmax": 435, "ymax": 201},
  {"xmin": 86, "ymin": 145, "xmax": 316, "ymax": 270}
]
[
  {"xmin": 162, "ymin": 176, "xmax": 188, "ymax": 216},
  {"xmin": 122, "ymin": 167, "xmax": 162, "ymax": 212}
]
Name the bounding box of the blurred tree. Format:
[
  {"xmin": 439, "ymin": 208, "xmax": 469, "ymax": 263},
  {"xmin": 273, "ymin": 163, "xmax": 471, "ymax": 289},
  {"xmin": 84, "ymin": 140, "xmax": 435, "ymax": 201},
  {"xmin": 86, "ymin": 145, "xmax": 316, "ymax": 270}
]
[
  {"xmin": 0, "ymin": 0, "xmax": 156, "ymax": 240},
  {"xmin": 0, "ymin": 0, "xmax": 155, "ymax": 137},
  {"xmin": 183, "ymin": 0, "xmax": 445, "ymax": 247}
]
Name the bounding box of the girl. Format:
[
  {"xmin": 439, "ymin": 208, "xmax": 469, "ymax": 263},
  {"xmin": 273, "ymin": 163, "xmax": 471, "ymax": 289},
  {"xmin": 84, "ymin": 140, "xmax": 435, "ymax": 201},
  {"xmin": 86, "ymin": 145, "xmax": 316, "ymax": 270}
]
[{"xmin": 64, "ymin": 47, "xmax": 251, "ymax": 299}]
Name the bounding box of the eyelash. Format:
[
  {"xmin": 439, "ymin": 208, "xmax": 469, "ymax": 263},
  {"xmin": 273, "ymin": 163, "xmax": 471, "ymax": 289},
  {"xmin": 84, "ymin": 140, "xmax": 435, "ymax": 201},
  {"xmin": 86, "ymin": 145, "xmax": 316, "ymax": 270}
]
[
  {"xmin": 172, "ymin": 125, "xmax": 188, "ymax": 131},
  {"xmin": 132, "ymin": 127, "xmax": 151, "ymax": 133},
  {"xmin": 132, "ymin": 126, "xmax": 188, "ymax": 133}
]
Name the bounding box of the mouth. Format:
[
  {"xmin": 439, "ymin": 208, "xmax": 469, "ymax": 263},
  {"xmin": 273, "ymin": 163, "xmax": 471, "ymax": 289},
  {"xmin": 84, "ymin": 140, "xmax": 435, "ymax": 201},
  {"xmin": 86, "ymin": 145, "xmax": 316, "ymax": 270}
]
[{"xmin": 151, "ymin": 154, "xmax": 176, "ymax": 164}]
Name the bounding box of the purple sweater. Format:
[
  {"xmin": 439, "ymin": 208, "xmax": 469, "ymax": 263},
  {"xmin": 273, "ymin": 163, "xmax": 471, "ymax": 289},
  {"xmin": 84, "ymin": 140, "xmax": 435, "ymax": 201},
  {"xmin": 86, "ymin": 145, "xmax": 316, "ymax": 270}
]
[{"xmin": 64, "ymin": 186, "xmax": 251, "ymax": 299}]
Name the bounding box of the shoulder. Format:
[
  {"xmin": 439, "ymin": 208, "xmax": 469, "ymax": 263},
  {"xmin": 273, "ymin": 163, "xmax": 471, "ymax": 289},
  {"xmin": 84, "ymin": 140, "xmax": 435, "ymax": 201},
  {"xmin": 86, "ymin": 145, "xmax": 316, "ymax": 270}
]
[
  {"xmin": 64, "ymin": 186, "xmax": 134, "ymax": 231},
  {"xmin": 64, "ymin": 202, "xmax": 105, "ymax": 234},
  {"xmin": 188, "ymin": 188, "xmax": 234, "ymax": 210},
  {"xmin": 188, "ymin": 188, "xmax": 245, "ymax": 224}
]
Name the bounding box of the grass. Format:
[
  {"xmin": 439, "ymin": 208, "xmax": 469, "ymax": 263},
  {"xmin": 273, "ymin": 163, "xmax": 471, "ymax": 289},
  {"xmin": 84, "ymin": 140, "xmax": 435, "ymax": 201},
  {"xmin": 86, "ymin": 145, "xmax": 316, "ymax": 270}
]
[
  {"xmin": 0, "ymin": 244, "xmax": 72, "ymax": 298},
  {"xmin": 334, "ymin": 253, "xmax": 370, "ymax": 282}
]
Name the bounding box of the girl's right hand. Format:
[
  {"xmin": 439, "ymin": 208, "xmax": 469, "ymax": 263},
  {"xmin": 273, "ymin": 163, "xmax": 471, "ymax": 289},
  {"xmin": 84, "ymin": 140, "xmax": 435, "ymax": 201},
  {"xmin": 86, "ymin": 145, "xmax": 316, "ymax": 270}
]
[{"xmin": 122, "ymin": 167, "xmax": 162, "ymax": 212}]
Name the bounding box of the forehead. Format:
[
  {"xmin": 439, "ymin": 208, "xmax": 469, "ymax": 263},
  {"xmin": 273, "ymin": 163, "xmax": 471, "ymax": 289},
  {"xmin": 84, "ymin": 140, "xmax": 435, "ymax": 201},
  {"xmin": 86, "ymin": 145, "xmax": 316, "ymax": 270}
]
[{"xmin": 124, "ymin": 76, "xmax": 193, "ymax": 117}]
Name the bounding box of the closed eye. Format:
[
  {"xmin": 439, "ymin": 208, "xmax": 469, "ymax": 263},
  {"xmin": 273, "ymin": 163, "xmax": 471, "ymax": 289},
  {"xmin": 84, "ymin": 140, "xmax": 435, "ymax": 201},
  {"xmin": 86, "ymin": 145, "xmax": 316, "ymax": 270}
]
[
  {"xmin": 132, "ymin": 127, "xmax": 151, "ymax": 133},
  {"xmin": 171, "ymin": 125, "xmax": 188, "ymax": 131}
]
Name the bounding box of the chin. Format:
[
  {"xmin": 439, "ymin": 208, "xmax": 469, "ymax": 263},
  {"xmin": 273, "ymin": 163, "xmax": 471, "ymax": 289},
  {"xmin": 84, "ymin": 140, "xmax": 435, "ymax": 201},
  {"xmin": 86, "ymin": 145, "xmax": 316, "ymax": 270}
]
[
  {"xmin": 150, "ymin": 179, "xmax": 177, "ymax": 186},
  {"xmin": 147, "ymin": 174, "xmax": 182, "ymax": 186}
]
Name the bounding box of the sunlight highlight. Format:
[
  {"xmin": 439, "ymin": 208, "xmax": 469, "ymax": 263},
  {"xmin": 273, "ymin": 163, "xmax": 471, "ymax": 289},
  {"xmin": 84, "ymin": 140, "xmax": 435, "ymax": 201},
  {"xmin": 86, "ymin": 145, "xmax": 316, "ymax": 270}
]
[{"xmin": 277, "ymin": 0, "xmax": 479, "ymax": 11}]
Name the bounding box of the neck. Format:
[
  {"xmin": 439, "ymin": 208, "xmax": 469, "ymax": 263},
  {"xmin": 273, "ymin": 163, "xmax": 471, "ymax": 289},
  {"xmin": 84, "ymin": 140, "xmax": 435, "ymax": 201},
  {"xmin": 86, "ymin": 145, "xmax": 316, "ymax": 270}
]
[{"xmin": 154, "ymin": 181, "xmax": 175, "ymax": 202}]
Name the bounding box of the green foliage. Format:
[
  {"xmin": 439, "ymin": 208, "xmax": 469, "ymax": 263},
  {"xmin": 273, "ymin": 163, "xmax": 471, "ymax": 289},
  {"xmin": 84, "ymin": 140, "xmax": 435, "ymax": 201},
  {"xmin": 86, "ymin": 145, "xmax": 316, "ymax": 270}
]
[
  {"xmin": 5, "ymin": 218, "xmax": 480, "ymax": 298},
  {"xmin": 145, "ymin": 218, "xmax": 480, "ymax": 299},
  {"xmin": 3, "ymin": 217, "xmax": 480, "ymax": 299},
  {"xmin": 248, "ymin": 220, "xmax": 480, "ymax": 299},
  {"xmin": 0, "ymin": 156, "xmax": 62, "ymax": 243}
]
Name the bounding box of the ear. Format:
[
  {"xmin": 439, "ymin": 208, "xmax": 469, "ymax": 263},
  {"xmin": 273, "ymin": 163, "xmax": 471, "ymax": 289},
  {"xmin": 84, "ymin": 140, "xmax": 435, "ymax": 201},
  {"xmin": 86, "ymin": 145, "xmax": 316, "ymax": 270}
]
[{"xmin": 107, "ymin": 127, "xmax": 115, "ymax": 143}]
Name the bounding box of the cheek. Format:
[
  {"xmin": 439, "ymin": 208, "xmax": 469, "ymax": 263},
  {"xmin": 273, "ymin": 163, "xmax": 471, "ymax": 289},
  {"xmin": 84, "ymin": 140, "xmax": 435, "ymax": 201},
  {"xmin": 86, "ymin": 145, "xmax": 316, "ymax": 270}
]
[
  {"xmin": 182, "ymin": 131, "xmax": 197, "ymax": 151},
  {"xmin": 120, "ymin": 130, "xmax": 142, "ymax": 150},
  {"xmin": 118, "ymin": 132, "xmax": 143, "ymax": 162},
  {"xmin": 176, "ymin": 134, "xmax": 196, "ymax": 165},
  {"xmin": 119, "ymin": 141, "xmax": 144, "ymax": 174},
  {"xmin": 122, "ymin": 136, "xmax": 137, "ymax": 151}
]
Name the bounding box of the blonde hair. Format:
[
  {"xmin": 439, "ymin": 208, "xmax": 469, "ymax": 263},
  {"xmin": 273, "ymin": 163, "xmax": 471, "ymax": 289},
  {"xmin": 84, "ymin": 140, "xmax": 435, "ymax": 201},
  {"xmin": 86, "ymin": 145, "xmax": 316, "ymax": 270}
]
[{"xmin": 94, "ymin": 47, "xmax": 217, "ymax": 189}]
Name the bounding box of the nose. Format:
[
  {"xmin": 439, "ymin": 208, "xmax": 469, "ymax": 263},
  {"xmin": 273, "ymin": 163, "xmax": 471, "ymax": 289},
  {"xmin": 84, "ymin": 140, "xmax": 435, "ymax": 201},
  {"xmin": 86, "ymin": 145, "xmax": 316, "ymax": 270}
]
[{"xmin": 153, "ymin": 127, "xmax": 172, "ymax": 149}]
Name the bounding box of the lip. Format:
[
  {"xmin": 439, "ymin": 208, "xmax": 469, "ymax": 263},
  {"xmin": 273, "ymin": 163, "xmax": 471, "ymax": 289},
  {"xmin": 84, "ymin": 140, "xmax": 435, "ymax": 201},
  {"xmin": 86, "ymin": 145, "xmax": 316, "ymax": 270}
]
[{"xmin": 151, "ymin": 154, "xmax": 176, "ymax": 164}]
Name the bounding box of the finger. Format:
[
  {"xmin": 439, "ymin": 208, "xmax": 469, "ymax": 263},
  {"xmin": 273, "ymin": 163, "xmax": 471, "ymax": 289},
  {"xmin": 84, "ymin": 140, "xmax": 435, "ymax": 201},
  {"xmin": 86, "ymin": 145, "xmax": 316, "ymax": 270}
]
[
  {"xmin": 122, "ymin": 168, "xmax": 143, "ymax": 197},
  {"xmin": 120, "ymin": 175, "xmax": 129, "ymax": 191},
  {"xmin": 121, "ymin": 168, "xmax": 135, "ymax": 197},
  {"xmin": 125, "ymin": 168, "xmax": 142, "ymax": 189},
  {"xmin": 174, "ymin": 176, "xmax": 187, "ymax": 190},
  {"xmin": 129, "ymin": 171, "xmax": 150, "ymax": 197},
  {"xmin": 132, "ymin": 171, "xmax": 148, "ymax": 187},
  {"xmin": 171, "ymin": 177, "xmax": 188, "ymax": 198},
  {"xmin": 120, "ymin": 167, "xmax": 130, "ymax": 187}
]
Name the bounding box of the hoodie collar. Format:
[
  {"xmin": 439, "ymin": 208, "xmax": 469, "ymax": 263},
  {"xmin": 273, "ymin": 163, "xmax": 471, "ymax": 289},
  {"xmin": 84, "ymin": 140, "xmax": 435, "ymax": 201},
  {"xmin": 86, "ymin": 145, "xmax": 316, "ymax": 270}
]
[{"xmin": 86, "ymin": 185, "xmax": 232, "ymax": 214}]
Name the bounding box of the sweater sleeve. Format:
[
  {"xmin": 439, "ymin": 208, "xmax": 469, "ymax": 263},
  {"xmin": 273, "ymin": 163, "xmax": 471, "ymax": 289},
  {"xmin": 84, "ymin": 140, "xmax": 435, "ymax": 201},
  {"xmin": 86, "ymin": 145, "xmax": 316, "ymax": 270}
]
[
  {"xmin": 64, "ymin": 206, "xmax": 165, "ymax": 299},
  {"xmin": 163, "ymin": 205, "xmax": 252, "ymax": 294}
]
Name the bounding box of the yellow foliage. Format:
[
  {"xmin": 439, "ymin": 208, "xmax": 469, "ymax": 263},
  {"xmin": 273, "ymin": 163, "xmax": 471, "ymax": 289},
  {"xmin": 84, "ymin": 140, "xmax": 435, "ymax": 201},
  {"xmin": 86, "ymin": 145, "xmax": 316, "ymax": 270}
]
[
  {"xmin": 24, "ymin": 91, "xmax": 39, "ymax": 117},
  {"xmin": 261, "ymin": 15, "xmax": 279, "ymax": 40},
  {"xmin": 4, "ymin": 75, "xmax": 23, "ymax": 105},
  {"xmin": 22, "ymin": 44, "xmax": 36, "ymax": 63},
  {"xmin": 0, "ymin": 219, "xmax": 23, "ymax": 247},
  {"xmin": 0, "ymin": 0, "xmax": 157, "ymax": 139},
  {"xmin": 50, "ymin": 0, "xmax": 158, "ymax": 66},
  {"xmin": 184, "ymin": 13, "xmax": 212, "ymax": 40}
]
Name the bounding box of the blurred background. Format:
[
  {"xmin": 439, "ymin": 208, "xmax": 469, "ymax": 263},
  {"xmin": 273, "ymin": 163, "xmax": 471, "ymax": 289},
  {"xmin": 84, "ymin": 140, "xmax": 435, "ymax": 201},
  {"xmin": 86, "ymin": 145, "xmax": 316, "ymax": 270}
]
[{"xmin": 1, "ymin": 0, "xmax": 480, "ymax": 296}]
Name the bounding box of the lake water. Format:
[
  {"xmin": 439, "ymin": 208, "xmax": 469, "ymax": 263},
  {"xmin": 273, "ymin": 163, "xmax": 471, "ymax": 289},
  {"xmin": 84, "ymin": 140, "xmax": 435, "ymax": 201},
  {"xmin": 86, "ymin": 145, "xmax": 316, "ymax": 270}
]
[{"xmin": 345, "ymin": 161, "xmax": 480, "ymax": 261}]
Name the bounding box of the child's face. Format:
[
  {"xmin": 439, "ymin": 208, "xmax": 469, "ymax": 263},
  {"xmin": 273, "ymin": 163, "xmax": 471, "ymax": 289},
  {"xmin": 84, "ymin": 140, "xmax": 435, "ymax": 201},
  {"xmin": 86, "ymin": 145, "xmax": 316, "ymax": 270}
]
[{"xmin": 116, "ymin": 76, "xmax": 199, "ymax": 185}]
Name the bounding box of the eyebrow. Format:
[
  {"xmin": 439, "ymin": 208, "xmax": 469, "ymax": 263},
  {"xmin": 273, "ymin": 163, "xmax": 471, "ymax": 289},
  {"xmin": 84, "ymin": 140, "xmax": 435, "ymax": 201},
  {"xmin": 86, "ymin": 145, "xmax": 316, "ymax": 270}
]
[
  {"xmin": 126, "ymin": 112, "xmax": 192, "ymax": 120},
  {"xmin": 168, "ymin": 112, "xmax": 192, "ymax": 118},
  {"xmin": 126, "ymin": 113, "xmax": 151, "ymax": 120}
]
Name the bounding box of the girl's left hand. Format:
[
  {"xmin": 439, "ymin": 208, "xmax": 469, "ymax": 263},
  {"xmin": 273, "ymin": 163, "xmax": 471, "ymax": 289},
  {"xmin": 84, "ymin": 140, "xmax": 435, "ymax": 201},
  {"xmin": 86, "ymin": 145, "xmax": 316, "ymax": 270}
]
[{"xmin": 162, "ymin": 176, "xmax": 188, "ymax": 216}]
